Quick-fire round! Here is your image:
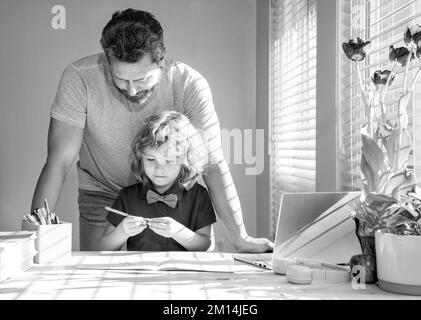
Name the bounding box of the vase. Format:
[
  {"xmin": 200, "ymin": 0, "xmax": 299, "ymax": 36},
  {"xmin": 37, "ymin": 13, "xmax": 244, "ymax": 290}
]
[
  {"xmin": 375, "ymin": 229, "xmax": 421, "ymax": 295},
  {"xmin": 353, "ymin": 218, "xmax": 378, "ymax": 283},
  {"xmin": 354, "ymin": 218, "xmax": 376, "ymax": 255}
]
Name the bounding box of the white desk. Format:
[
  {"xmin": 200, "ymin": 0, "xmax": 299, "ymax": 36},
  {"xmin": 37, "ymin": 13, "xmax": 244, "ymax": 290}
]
[{"xmin": 0, "ymin": 252, "xmax": 419, "ymax": 300}]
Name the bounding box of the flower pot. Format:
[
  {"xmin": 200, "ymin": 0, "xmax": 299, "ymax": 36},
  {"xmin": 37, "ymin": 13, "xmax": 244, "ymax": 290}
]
[{"xmin": 375, "ymin": 229, "xmax": 421, "ymax": 295}]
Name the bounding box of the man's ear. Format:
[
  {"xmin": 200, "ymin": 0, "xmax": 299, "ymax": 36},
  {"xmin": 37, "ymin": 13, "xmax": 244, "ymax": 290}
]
[{"xmin": 159, "ymin": 47, "xmax": 167, "ymax": 66}]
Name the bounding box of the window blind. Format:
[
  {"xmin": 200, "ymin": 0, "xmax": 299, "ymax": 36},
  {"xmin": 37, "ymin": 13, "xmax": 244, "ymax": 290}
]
[
  {"xmin": 270, "ymin": 0, "xmax": 317, "ymax": 239},
  {"xmin": 338, "ymin": 0, "xmax": 421, "ymax": 191}
]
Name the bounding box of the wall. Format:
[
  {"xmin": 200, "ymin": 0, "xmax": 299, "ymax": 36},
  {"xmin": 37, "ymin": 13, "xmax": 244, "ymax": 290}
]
[
  {"xmin": 0, "ymin": 0, "xmax": 257, "ymax": 251},
  {"xmin": 316, "ymin": 0, "xmax": 339, "ymax": 192},
  {"xmin": 256, "ymin": 0, "xmax": 270, "ymax": 238}
]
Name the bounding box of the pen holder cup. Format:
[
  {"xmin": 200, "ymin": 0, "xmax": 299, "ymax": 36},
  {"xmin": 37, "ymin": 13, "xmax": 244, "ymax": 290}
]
[{"xmin": 21, "ymin": 221, "xmax": 72, "ymax": 264}]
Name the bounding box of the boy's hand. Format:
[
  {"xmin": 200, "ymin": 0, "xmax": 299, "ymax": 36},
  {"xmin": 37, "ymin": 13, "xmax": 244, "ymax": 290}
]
[
  {"xmin": 117, "ymin": 216, "xmax": 147, "ymax": 237},
  {"xmin": 147, "ymin": 217, "xmax": 184, "ymax": 238}
]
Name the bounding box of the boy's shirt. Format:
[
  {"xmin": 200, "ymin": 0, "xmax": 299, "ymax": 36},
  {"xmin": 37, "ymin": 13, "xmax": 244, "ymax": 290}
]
[{"xmin": 106, "ymin": 181, "xmax": 216, "ymax": 251}]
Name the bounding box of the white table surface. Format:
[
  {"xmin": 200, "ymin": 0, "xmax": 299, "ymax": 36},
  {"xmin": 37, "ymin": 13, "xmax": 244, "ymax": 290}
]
[{"xmin": 0, "ymin": 251, "xmax": 420, "ymax": 300}]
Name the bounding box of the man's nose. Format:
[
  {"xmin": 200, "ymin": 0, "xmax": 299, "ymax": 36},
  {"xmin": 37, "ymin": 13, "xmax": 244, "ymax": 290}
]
[{"xmin": 127, "ymin": 80, "xmax": 138, "ymax": 96}]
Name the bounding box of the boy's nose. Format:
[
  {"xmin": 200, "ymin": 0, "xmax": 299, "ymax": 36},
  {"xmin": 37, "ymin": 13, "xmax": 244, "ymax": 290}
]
[{"xmin": 154, "ymin": 161, "xmax": 166, "ymax": 171}]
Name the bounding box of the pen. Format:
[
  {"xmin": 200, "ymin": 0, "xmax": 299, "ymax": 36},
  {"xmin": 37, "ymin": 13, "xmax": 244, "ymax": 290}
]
[{"xmin": 295, "ymin": 258, "xmax": 350, "ymax": 272}]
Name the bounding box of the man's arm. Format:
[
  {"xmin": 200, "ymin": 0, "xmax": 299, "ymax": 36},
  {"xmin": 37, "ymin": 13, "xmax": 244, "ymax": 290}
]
[
  {"xmin": 182, "ymin": 67, "xmax": 273, "ymax": 253},
  {"xmin": 203, "ymin": 149, "xmax": 273, "ymax": 253},
  {"xmin": 30, "ymin": 118, "xmax": 83, "ymax": 212}
]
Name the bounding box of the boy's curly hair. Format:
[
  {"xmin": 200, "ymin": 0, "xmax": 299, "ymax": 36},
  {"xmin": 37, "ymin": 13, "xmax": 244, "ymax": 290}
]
[
  {"xmin": 132, "ymin": 111, "xmax": 208, "ymax": 190},
  {"xmin": 100, "ymin": 8, "xmax": 165, "ymax": 64}
]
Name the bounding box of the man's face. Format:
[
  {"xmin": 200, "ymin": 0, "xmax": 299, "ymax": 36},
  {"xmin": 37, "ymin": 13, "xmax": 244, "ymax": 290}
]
[{"xmin": 109, "ymin": 55, "xmax": 162, "ymax": 104}]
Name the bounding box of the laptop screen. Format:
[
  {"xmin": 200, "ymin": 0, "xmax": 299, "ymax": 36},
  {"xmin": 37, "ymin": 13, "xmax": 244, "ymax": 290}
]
[{"xmin": 272, "ymin": 192, "xmax": 362, "ymax": 264}]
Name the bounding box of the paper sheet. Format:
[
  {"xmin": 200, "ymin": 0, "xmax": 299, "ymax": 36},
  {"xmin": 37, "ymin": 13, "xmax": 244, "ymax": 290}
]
[{"xmin": 75, "ymin": 251, "xmax": 266, "ymax": 273}]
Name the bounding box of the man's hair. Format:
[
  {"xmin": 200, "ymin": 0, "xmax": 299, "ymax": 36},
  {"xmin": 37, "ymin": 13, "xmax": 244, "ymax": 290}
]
[
  {"xmin": 100, "ymin": 8, "xmax": 165, "ymax": 63},
  {"xmin": 132, "ymin": 111, "xmax": 208, "ymax": 190}
]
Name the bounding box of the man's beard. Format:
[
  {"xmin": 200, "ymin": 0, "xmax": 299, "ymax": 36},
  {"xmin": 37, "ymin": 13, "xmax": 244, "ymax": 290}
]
[{"xmin": 118, "ymin": 84, "xmax": 158, "ymax": 105}]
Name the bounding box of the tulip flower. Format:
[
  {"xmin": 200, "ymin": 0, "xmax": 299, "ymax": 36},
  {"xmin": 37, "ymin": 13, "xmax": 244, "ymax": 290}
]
[
  {"xmin": 372, "ymin": 70, "xmax": 395, "ymax": 87},
  {"xmin": 404, "ymin": 24, "xmax": 421, "ymax": 47},
  {"xmin": 342, "ymin": 38, "xmax": 371, "ymax": 61},
  {"xmin": 389, "ymin": 45, "xmax": 414, "ymax": 66}
]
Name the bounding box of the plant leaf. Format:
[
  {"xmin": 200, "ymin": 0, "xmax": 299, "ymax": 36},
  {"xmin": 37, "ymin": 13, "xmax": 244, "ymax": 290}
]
[
  {"xmin": 383, "ymin": 128, "xmax": 412, "ymax": 170},
  {"xmin": 361, "ymin": 134, "xmax": 384, "ymax": 191},
  {"xmin": 383, "ymin": 169, "xmax": 417, "ymax": 199},
  {"xmin": 378, "ymin": 171, "xmax": 392, "ymax": 193},
  {"xmin": 361, "ymin": 153, "xmax": 376, "ymax": 192}
]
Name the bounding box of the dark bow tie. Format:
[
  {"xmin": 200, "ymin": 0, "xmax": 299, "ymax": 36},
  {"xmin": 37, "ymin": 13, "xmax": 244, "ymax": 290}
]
[{"xmin": 146, "ymin": 189, "xmax": 178, "ymax": 208}]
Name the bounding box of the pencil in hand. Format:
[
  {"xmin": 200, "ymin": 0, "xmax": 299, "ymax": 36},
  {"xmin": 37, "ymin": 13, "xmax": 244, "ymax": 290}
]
[
  {"xmin": 104, "ymin": 206, "xmax": 130, "ymax": 217},
  {"xmin": 104, "ymin": 207, "xmax": 146, "ymax": 226}
]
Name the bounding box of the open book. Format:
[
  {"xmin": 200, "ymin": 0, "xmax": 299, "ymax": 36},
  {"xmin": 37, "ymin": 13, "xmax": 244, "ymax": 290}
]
[{"xmin": 76, "ymin": 251, "xmax": 266, "ymax": 273}]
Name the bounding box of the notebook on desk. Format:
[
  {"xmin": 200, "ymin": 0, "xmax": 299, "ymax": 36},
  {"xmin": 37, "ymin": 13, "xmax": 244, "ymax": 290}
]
[{"xmin": 233, "ymin": 192, "xmax": 362, "ymax": 270}]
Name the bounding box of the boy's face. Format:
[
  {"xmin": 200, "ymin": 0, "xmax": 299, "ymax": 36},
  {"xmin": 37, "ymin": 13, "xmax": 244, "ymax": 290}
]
[
  {"xmin": 109, "ymin": 55, "xmax": 162, "ymax": 104},
  {"xmin": 142, "ymin": 144, "xmax": 182, "ymax": 190}
]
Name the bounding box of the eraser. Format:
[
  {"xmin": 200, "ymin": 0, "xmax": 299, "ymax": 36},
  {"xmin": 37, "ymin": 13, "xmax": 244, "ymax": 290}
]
[
  {"xmin": 312, "ymin": 268, "xmax": 350, "ymax": 283},
  {"xmin": 286, "ymin": 265, "xmax": 313, "ymax": 284},
  {"xmin": 272, "ymin": 258, "xmax": 295, "ymax": 275}
]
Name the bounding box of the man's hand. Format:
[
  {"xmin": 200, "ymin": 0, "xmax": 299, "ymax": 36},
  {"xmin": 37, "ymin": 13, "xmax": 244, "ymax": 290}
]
[
  {"xmin": 235, "ymin": 236, "xmax": 274, "ymax": 253},
  {"xmin": 148, "ymin": 217, "xmax": 185, "ymax": 238},
  {"xmin": 117, "ymin": 216, "xmax": 147, "ymax": 237}
]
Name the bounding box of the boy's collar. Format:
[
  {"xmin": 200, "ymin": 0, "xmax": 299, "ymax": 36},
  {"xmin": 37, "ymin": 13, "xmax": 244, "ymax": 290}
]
[{"xmin": 141, "ymin": 180, "xmax": 184, "ymax": 201}]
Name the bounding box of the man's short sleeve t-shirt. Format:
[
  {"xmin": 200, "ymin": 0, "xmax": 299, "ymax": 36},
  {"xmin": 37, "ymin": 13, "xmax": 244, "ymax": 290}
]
[{"xmin": 50, "ymin": 53, "xmax": 220, "ymax": 197}]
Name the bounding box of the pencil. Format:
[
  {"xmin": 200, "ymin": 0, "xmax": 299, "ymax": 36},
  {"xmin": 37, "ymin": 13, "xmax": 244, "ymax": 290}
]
[
  {"xmin": 44, "ymin": 198, "xmax": 50, "ymax": 215},
  {"xmin": 44, "ymin": 198, "xmax": 51, "ymax": 224},
  {"xmin": 104, "ymin": 206, "xmax": 130, "ymax": 217}
]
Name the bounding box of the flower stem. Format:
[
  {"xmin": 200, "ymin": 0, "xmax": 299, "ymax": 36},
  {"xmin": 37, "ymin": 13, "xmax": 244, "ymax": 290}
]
[
  {"xmin": 381, "ymin": 61, "xmax": 397, "ymax": 104},
  {"xmin": 356, "ymin": 62, "xmax": 371, "ymax": 136},
  {"xmin": 403, "ymin": 64, "xmax": 421, "ymax": 112},
  {"xmin": 393, "ymin": 127, "xmax": 402, "ymax": 171},
  {"xmin": 356, "ymin": 61, "xmax": 370, "ymax": 109},
  {"xmin": 403, "ymin": 52, "xmax": 412, "ymax": 91}
]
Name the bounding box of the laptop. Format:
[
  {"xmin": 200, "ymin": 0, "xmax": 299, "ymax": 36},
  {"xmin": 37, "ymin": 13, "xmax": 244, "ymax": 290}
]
[{"xmin": 233, "ymin": 192, "xmax": 362, "ymax": 270}]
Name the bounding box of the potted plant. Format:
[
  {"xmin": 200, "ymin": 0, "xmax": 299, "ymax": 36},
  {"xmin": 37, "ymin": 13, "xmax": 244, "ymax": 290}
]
[{"xmin": 342, "ymin": 25, "xmax": 421, "ymax": 294}]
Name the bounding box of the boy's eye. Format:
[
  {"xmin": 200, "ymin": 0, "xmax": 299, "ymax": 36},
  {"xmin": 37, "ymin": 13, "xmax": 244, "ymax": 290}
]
[{"xmin": 145, "ymin": 158, "xmax": 155, "ymax": 162}]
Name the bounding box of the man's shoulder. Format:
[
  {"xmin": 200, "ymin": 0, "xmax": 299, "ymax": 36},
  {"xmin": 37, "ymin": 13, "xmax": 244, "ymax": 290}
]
[
  {"xmin": 167, "ymin": 59, "xmax": 206, "ymax": 83},
  {"xmin": 70, "ymin": 53, "xmax": 107, "ymax": 71}
]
